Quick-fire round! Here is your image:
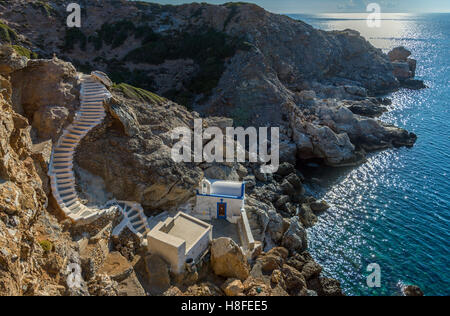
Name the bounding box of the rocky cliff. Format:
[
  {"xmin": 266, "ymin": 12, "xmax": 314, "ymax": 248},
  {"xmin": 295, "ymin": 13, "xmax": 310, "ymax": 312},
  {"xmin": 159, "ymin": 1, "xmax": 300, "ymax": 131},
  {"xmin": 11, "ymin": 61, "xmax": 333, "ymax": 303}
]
[
  {"xmin": 0, "ymin": 0, "xmax": 425, "ymax": 296},
  {"xmin": 0, "ymin": 0, "xmax": 419, "ymax": 166}
]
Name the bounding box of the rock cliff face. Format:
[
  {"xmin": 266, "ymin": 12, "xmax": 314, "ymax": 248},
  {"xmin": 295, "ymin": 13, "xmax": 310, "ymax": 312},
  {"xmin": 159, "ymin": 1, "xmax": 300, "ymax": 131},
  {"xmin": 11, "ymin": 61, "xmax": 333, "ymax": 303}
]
[
  {"xmin": 0, "ymin": 0, "xmax": 419, "ymax": 166},
  {"xmin": 0, "ymin": 46, "xmax": 81, "ymax": 296}
]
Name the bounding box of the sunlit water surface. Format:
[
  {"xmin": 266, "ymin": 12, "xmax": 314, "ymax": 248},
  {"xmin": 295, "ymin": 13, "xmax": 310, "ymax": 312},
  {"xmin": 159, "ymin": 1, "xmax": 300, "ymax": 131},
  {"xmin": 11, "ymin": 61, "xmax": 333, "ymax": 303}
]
[{"xmin": 287, "ymin": 13, "xmax": 450, "ymax": 296}]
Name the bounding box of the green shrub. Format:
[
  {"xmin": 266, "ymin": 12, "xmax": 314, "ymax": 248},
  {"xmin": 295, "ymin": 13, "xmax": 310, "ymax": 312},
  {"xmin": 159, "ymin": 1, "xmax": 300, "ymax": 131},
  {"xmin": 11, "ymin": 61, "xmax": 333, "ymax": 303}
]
[
  {"xmin": 0, "ymin": 21, "xmax": 18, "ymax": 43},
  {"xmin": 39, "ymin": 240, "xmax": 53, "ymax": 253},
  {"xmin": 112, "ymin": 83, "xmax": 166, "ymax": 104},
  {"xmin": 12, "ymin": 45, "xmax": 38, "ymax": 59}
]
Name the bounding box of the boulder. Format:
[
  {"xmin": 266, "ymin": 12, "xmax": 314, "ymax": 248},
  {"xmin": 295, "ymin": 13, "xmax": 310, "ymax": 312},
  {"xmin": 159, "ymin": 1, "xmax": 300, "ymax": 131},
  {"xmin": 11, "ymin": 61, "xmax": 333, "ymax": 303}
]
[
  {"xmin": 388, "ymin": 46, "xmax": 411, "ymax": 62},
  {"xmin": 301, "ymin": 261, "xmax": 323, "ymax": 280},
  {"xmin": 392, "ymin": 61, "xmax": 412, "ymax": 80},
  {"xmin": 280, "ymin": 179, "xmax": 296, "ymax": 196},
  {"xmin": 10, "ymin": 58, "xmax": 79, "ymax": 122},
  {"xmin": 298, "ymin": 204, "xmax": 318, "ymax": 228},
  {"xmin": 282, "ymin": 217, "xmax": 308, "ymax": 254},
  {"xmin": 402, "ymin": 285, "xmax": 424, "ymax": 297},
  {"xmin": 32, "ymin": 105, "xmax": 69, "ymax": 141},
  {"xmin": 274, "ymin": 195, "xmax": 290, "ymax": 210},
  {"xmin": 266, "ymin": 210, "xmax": 285, "ymax": 243},
  {"xmin": 211, "ymin": 238, "xmax": 250, "ymax": 281},
  {"xmin": 307, "ymin": 277, "xmax": 344, "ymax": 296},
  {"xmin": 401, "ymin": 78, "xmax": 426, "ymax": 90},
  {"xmin": 222, "ymin": 278, "xmax": 244, "ymax": 296},
  {"xmin": 309, "ymin": 200, "xmax": 330, "ymax": 213},
  {"xmin": 281, "ymin": 264, "xmax": 307, "ymax": 295},
  {"xmin": 0, "ymin": 45, "xmax": 27, "ymax": 75},
  {"xmin": 276, "ymin": 162, "xmax": 295, "ymax": 177}
]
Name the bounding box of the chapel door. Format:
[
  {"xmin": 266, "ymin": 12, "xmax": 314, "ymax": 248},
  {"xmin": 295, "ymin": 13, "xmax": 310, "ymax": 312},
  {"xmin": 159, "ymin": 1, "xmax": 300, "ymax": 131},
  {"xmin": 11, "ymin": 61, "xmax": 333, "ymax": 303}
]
[{"xmin": 217, "ymin": 203, "xmax": 226, "ymax": 219}]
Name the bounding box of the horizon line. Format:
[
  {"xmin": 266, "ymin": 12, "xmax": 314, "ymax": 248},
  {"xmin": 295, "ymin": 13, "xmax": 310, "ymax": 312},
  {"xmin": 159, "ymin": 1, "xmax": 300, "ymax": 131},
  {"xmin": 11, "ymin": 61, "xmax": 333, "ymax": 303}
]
[{"xmin": 281, "ymin": 11, "xmax": 450, "ymax": 14}]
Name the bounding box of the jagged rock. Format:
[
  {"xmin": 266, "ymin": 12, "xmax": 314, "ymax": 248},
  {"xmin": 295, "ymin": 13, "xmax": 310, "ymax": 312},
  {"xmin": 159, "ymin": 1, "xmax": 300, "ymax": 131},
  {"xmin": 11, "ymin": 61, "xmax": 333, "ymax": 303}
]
[
  {"xmin": 392, "ymin": 61, "xmax": 412, "ymax": 80},
  {"xmin": 211, "ymin": 237, "xmax": 250, "ymax": 281},
  {"xmin": 10, "ymin": 58, "xmax": 79, "ymax": 127},
  {"xmin": 275, "ymin": 195, "xmax": 290, "ymax": 210},
  {"xmin": 32, "ymin": 105, "xmax": 69, "ymax": 141},
  {"xmin": 340, "ymin": 99, "xmax": 387, "ymax": 118},
  {"xmin": 281, "ymin": 264, "xmax": 307, "ymax": 295},
  {"xmin": 0, "ymin": 45, "xmax": 27, "ymax": 75},
  {"xmin": 401, "ymin": 78, "xmax": 427, "ymax": 90},
  {"xmin": 276, "ymin": 162, "xmax": 295, "ymax": 177},
  {"xmin": 253, "ymin": 166, "xmax": 268, "ymax": 182},
  {"xmin": 266, "ymin": 210, "xmax": 285, "ymax": 243},
  {"xmin": 402, "ymin": 285, "xmax": 424, "ymax": 296},
  {"xmin": 91, "ymin": 71, "xmax": 113, "ymax": 88},
  {"xmin": 314, "ymin": 104, "xmax": 417, "ymax": 152},
  {"xmin": 388, "ymin": 46, "xmax": 411, "ymax": 62},
  {"xmin": 281, "ymin": 179, "xmax": 296, "ymax": 196},
  {"xmin": 282, "ymin": 217, "xmax": 308, "ymax": 254},
  {"xmin": 309, "ymin": 200, "xmax": 330, "ymax": 213},
  {"xmin": 307, "ymin": 277, "xmax": 344, "ymax": 296},
  {"xmin": 298, "ymin": 204, "xmax": 318, "ymax": 228},
  {"xmin": 285, "ymin": 173, "xmax": 305, "ymax": 195},
  {"xmin": 222, "ymin": 278, "xmax": 244, "ymax": 296},
  {"xmin": 164, "ymin": 286, "xmax": 183, "ymax": 296},
  {"xmin": 301, "ymin": 261, "xmax": 323, "ymax": 280}
]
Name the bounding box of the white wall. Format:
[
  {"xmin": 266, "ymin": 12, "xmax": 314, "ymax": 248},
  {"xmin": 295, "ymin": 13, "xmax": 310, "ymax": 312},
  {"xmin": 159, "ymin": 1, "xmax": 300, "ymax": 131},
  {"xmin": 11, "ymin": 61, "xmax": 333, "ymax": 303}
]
[{"xmin": 194, "ymin": 195, "xmax": 244, "ymax": 222}]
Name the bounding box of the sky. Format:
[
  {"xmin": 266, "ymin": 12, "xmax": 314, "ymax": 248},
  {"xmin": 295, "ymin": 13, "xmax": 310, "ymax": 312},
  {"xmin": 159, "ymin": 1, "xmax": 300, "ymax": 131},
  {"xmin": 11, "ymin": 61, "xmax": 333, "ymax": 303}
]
[{"xmin": 141, "ymin": 0, "xmax": 450, "ymax": 13}]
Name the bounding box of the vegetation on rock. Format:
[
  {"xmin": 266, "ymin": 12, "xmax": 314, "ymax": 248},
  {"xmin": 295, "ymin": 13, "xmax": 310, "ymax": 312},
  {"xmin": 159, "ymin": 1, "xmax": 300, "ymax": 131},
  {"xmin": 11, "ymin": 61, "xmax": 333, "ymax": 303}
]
[
  {"xmin": 112, "ymin": 82, "xmax": 166, "ymax": 105},
  {"xmin": 39, "ymin": 240, "xmax": 53, "ymax": 253},
  {"xmin": 0, "ymin": 21, "xmax": 18, "ymax": 43},
  {"xmin": 11, "ymin": 45, "xmax": 38, "ymax": 59}
]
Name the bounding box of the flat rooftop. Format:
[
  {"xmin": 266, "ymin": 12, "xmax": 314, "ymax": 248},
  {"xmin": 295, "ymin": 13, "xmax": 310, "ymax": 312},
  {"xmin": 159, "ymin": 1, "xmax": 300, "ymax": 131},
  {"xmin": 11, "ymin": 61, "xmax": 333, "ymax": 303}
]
[{"xmin": 165, "ymin": 213, "xmax": 210, "ymax": 250}]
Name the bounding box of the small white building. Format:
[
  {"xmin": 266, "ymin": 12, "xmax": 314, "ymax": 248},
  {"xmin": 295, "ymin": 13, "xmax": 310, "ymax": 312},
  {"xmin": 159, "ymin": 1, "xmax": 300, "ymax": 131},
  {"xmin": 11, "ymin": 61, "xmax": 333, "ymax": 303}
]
[
  {"xmin": 147, "ymin": 212, "xmax": 212, "ymax": 273},
  {"xmin": 194, "ymin": 179, "xmax": 245, "ymax": 224}
]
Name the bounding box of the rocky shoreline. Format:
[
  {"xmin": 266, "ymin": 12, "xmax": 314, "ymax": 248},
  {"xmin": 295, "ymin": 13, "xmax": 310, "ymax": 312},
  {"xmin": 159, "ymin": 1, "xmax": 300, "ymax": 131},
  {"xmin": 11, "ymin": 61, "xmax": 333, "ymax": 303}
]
[{"xmin": 0, "ymin": 1, "xmax": 426, "ymax": 296}]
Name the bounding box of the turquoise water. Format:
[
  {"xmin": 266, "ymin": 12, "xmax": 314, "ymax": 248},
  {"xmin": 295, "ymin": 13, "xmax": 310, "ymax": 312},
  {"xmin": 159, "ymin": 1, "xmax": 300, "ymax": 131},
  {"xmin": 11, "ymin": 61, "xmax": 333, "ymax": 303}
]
[{"xmin": 288, "ymin": 13, "xmax": 450, "ymax": 296}]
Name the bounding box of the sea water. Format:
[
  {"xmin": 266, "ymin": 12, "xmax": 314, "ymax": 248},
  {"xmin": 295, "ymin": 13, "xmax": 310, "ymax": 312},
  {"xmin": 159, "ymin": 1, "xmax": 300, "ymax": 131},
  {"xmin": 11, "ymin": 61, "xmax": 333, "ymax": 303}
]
[{"xmin": 288, "ymin": 13, "xmax": 450, "ymax": 296}]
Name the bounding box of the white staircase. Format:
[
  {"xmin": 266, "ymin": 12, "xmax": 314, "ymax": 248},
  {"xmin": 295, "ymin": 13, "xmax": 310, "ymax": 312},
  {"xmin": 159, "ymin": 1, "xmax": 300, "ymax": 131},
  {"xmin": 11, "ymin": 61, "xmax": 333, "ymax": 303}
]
[
  {"xmin": 48, "ymin": 73, "xmax": 150, "ymax": 237},
  {"xmin": 110, "ymin": 201, "xmax": 151, "ymax": 238}
]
